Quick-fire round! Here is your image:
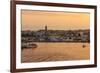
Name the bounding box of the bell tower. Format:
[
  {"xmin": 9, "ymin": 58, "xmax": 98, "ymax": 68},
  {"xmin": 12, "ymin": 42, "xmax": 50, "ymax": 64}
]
[{"xmin": 45, "ymin": 25, "xmax": 48, "ymax": 41}]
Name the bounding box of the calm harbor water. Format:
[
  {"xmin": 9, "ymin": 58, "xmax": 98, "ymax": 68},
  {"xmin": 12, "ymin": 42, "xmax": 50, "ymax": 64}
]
[{"xmin": 21, "ymin": 43, "xmax": 90, "ymax": 63}]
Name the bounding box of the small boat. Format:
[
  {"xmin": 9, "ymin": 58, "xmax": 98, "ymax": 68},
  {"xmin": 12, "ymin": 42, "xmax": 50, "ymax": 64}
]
[
  {"xmin": 22, "ymin": 43, "xmax": 37, "ymax": 49},
  {"xmin": 30, "ymin": 43, "xmax": 37, "ymax": 48},
  {"xmin": 82, "ymin": 44, "xmax": 86, "ymax": 48}
]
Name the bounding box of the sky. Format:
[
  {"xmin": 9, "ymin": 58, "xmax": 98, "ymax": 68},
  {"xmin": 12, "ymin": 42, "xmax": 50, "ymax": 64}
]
[{"xmin": 21, "ymin": 10, "xmax": 90, "ymax": 31}]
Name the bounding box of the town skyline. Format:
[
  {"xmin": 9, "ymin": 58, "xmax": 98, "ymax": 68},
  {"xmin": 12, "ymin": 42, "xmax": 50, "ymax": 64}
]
[
  {"xmin": 22, "ymin": 10, "xmax": 90, "ymax": 31},
  {"xmin": 22, "ymin": 25, "xmax": 90, "ymax": 31}
]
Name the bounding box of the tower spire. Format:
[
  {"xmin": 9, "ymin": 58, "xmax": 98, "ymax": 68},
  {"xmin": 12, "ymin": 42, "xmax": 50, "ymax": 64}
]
[{"xmin": 45, "ymin": 25, "xmax": 48, "ymax": 41}]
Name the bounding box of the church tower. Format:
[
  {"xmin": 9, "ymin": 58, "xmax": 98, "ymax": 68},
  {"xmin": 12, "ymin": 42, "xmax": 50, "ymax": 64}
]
[{"xmin": 45, "ymin": 25, "xmax": 48, "ymax": 41}]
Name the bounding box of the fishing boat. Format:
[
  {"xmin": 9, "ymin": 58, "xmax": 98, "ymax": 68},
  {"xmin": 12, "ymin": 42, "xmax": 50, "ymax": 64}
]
[
  {"xmin": 82, "ymin": 44, "xmax": 86, "ymax": 48},
  {"xmin": 22, "ymin": 43, "xmax": 37, "ymax": 49}
]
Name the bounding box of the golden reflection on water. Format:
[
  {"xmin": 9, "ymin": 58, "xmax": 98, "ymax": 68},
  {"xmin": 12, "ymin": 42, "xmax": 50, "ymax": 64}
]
[{"xmin": 21, "ymin": 43, "xmax": 90, "ymax": 63}]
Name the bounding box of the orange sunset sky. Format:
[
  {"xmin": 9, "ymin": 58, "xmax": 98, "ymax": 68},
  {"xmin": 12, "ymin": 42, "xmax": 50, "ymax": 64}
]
[{"xmin": 21, "ymin": 10, "xmax": 90, "ymax": 31}]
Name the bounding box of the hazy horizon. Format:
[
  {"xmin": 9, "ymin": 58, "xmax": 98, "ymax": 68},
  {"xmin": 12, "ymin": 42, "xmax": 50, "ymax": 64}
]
[
  {"xmin": 21, "ymin": 29, "xmax": 90, "ymax": 31},
  {"xmin": 21, "ymin": 10, "xmax": 90, "ymax": 31}
]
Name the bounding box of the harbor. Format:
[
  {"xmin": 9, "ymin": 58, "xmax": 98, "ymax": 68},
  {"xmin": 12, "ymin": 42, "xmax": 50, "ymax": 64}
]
[{"xmin": 21, "ymin": 42, "xmax": 90, "ymax": 62}]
